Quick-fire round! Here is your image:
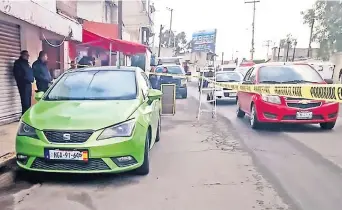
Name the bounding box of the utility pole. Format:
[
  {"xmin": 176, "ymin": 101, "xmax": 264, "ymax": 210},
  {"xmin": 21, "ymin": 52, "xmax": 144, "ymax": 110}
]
[
  {"xmin": 157, "ymin": 24, "xmax": 164, "ymax": 57},
  {"xmin": 117, "ymin": 0, "xmax": 123, "ymax": 66},
  {"xmin": 221, "ymin": 52, "xmax": 224, "ymax": 65},
  {"xmin": 263, "ymin": 40, "xmax": 272, "ymax": 60},
  {"xmin": 285, "ymin": 40, "xmax": 291, "ymax": 62},
  {"xmin": 292, "ymin": 40, "xmax": 297, "ymax": 61},
  {"xmin": 245, "ymin": 0, "xmax": 260, "ymax": 61},
  {"xmin": 308, "ymin": 18, "xmax": 315, "ymax": 58},
  {"xmin": 166, "ymin": 7, "xmax": 173, "ymax": 48}
]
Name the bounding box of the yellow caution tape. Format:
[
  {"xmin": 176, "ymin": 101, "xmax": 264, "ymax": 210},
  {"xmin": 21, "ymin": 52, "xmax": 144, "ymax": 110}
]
[{"xmin": 147, "ymin": 72, "xmax": 342, "ymax": 102}]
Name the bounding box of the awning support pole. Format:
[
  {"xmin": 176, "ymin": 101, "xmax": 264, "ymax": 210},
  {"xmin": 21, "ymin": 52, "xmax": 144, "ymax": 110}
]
[
  {"xmin": 109, "ymin": 42, "xmax": 112, "ymax": 66},
  {"xmin": 116, "ymin": 51, "xmax": 120, "ymax": 68}
]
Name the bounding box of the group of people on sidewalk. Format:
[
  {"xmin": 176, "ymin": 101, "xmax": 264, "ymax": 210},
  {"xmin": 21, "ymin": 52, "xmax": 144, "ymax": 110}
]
[{"xmin": 13, "ymin": 50, "xmax": 52, "ymax": 115}]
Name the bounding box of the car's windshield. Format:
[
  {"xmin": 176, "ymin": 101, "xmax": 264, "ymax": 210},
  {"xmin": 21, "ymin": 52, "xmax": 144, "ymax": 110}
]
[
  {"xmin": 235, "ymin": 67, "xmax": 250, "ymax": 76},
  {"xmin": 258, "ymin": 65, "xmax": 324, "ymax": 83},
  {"xmin": 216, "ymin": 72, "xmax": 243, "ymax": 82},
  {"xmin": 45, "ymin": 70, "xmax": 137, "ymax": 100},
  {"xmin": 156, "ymin": 66, "xmax": 185, "ymax": 74}
]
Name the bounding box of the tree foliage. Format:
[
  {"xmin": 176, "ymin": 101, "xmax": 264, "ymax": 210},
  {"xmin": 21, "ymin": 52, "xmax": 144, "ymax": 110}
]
[
  {"xmin": 301, "ymin": 1, "xmax": 342, "ymax": 59},
  {"xmin": 159, "ymin": 29, "xmax": 191, "ymax": 55}
]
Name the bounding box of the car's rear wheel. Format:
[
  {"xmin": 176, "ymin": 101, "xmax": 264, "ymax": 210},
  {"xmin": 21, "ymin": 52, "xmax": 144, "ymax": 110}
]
[
  {"xmin": 250, "ymin": 104, "xmax": 261, "ymax": 129},
  {"xmin": 236, "ymin": 100, "xmax": 245, "ymax": 118},
  {"xmin": 135, "ymin": 131, "xmax": 150, "ymax": 175},
  {"xmin": 320, "ymin": 121, "xmax": 336, "ymax": 130}
]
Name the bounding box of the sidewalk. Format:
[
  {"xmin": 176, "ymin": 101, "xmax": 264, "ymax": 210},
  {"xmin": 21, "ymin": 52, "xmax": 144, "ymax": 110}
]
[{"xmin": 0, "ymin": 122, "xmax": 17, "ymax": 166}]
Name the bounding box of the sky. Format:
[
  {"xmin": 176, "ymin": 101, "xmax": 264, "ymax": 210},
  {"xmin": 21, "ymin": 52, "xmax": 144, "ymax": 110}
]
[{"xmin": 152, "ymin": 0, "xmax": 317, "ymax": 60}]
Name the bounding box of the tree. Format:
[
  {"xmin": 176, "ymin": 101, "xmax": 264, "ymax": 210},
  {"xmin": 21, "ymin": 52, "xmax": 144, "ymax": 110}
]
[
  {"xmin": 301, "ymin": 1, "xmax": 342, "ymax": 59},
  {"xmin": 159, "ymin": 29, "xmax": 190, "ymax": 55}
]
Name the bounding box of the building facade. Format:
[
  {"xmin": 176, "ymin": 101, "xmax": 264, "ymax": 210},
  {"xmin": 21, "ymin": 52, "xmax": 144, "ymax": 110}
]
[{"xmin": 0, "ymin": 0, "xmax": 82, "ymax": 124}]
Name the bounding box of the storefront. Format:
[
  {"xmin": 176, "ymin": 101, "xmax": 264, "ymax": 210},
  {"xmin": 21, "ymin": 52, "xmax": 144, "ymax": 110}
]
[{"xmin": 0, "ymin": 20, "xmax": 22, "ymax": 124}]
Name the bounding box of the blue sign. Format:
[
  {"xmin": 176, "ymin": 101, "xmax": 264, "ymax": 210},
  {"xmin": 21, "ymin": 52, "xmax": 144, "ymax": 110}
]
[{"xmin": 191, "ymin": 29, "xmax": 217, "ymax": 53}]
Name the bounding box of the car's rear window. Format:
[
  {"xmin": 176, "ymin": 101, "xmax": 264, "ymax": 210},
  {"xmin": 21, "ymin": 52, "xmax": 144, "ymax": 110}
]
[
  {"xmin": 157, "ymin": 59, "xmax": 181, "ymax": 65},
  {"xmin": 45, "ymin": 70, "xmax": 137, "ymax": 100},
  {"xmin": 258, "ymin": 65, "xmax": 324, "ymax": 83},
  {"xmin": 222, "ymin": 68, "xmax": 236, "ymax": 71},
  {"xmin": 216, "ymin": 72, "xmax": 243, "ymax": 82},
  {"xmin": 155, "ymin": 66, "xmax": 185, "ymax": 74}
]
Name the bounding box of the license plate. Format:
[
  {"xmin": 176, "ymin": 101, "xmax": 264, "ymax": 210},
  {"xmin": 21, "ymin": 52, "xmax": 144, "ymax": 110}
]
[
  {"xmin": 224, "ymin": 93, "xmax": 229, "ymax": 97},
  {"xmin": 229, "ymin": 92, "xmax": 237, "ymax": 97},
  {"xmin": 45, "ymin": 149, "xmax": 88, "ymax": 161},
  {"xmin": 296, "ymin": 111, "xmax": 313, "ymax": 119}
]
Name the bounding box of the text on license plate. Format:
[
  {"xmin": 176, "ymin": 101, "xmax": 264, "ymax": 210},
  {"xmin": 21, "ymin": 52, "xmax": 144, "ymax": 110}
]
[
  {"xmin": 46, "ymin": 150, "xmax": 88, "ymax": 161},
  {"xmin": 296, "ymin": 111, "xmax": 313, "ymax": 119}
]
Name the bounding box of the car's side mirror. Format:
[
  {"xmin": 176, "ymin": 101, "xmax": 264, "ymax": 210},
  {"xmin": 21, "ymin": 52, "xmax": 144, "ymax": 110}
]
[
  {"xmin": 148, "ymin": 89, "xmax": 162, "ymax": 102},
  {"xmin": 324, "ymin": 79, "xmax": 333, "ymax": 84},
  {"xmin": 34, "ymin": 91, "xmax": 44, "ymax": 101},
  {"xmin": 186, "ymin": 72, "xmax": 191, "ymax": 76}
]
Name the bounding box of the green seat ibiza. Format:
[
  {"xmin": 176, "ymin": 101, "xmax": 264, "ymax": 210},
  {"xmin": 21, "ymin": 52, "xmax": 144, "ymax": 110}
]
[{"xmin": 16, "ymin": 66, "xmax": 162, "ymax": 175}]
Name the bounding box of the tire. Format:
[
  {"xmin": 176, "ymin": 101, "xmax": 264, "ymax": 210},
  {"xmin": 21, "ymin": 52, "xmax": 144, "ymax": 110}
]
[
  {"xmin": 320, "ymin": 121, "xmax": 336, "ymax": 130},
  {"xmin": 236, "ymin": 100, "xmax": 245, "ymax": 118},
  {"xmin": 135, "ymin": 131, "xmax": 150, "ymax": 175},
  {"xmin": 155, "ymin": 117, "xmax": 161, "ymax": 142},
  {"xmin": 250, "ymin": 104, "xmax": 262, "ymax": 129}
]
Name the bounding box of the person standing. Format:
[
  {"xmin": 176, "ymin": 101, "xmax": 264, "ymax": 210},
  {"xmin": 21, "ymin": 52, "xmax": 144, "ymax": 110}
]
[
  {"xmin": 13, "ymin": 50, "xmax": 34, "ymax": 115},
  {"xmin": 33, "ymin": 51, "xmax": 51, "ymax": 92}
]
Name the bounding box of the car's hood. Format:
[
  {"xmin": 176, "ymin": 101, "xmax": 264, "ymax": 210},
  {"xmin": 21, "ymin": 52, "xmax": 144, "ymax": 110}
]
[{"xmin": 23, "ymin": 99, "xmax": 141, "ymax": 130}]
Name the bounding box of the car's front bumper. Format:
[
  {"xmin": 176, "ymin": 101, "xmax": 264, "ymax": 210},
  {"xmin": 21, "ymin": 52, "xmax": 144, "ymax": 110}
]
[
  {"xmin": 255, "ymin": 100, "xmax": 339, "ymax": 123},
  {"xmin": 16, "ymin": 124, "xmax": 147, "ymax": 174},
  {"xmin": 176, "ymin": 86, "xmax": 187, "ymax": 98}
]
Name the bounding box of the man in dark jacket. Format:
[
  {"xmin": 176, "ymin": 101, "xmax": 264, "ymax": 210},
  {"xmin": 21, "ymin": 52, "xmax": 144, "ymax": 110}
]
[
  {"xmin": 33, "ymin": 51, "xmax": 52, "ymax": 92},
  {"xmin": 13, "ymin": 50, "xmax": 34, "ymax": 115}
]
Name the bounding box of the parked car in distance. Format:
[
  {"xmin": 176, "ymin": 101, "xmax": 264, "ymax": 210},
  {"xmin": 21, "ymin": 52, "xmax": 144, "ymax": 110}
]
[
  {"xmin": 236, "ymin": 63, "xmax": 339, "ymax": 130},
  {"xmin": 16, "ymin": 66, "xmax": 162, "ymax": 175},
  {"xmin": 207, "ymin": 71, "xmax": 243, "ymax": 103},
  {"xmin": 155, "ymin": 64, "xmax": 189, "ymax": 98}
]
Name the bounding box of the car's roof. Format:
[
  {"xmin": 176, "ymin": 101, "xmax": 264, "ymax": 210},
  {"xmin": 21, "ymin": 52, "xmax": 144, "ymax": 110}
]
[
  {"xmin": 253, "ymin": 62, "xmax": 313, "ymax": 68},
  {"xmin": 73, "ymin": 66, "xmax": 141, "ymax": 72},
  {"xmin": 156, "ymin": 64, "xmax": 182, "ymax": 67}
]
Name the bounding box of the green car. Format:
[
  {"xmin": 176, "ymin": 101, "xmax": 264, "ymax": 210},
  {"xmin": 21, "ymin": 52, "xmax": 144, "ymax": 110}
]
[{"xmin": 16, "ymin": 66, "xmax": 162, "ymax": 175}]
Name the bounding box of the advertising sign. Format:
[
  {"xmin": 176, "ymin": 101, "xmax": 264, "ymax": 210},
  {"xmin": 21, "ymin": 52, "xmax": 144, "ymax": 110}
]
[{"xmin": 191, "ymin": 29, "xmax": 217, "ymax": 53}]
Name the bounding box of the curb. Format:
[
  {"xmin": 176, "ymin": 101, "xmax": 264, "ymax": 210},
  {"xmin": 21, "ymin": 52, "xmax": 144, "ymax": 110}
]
[{"xmin": 0, "ymin": 152, "xmax": 16, "ymax": 170}]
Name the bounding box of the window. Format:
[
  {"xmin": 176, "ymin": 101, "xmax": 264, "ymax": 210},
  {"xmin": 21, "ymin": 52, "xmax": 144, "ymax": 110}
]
[
  {"xmin": 46, "ymin": 70, "xmax": 137, "ymax": 100},
  {"xmin": 138, "ymin": 73, "xmax": 149, "ymax": 97},
  {"xmin": 258, "ymin": 65, "xmax": 324, "ymax": 84},
  {"xmin": 243, "ymin": 67, "xmax": 254, "ymax": 81},
  {"xmin": 141, "ymin": 72, "xmax": 151, "ymax": 88},
  {"xmin": 216, "ymin": 72, "xmax": 243, "ymax": 82},
  {"xmin": 249, "ymin": 69, "xmax": 257, "ymax": 83},
  {"xmin": 155, "ymin": 66, "xmax": 185, "ymax": 74}
]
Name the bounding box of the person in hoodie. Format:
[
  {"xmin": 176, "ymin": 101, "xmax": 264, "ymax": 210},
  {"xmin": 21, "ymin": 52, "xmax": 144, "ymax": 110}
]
[
  {"xmin": 33, "ymin": 51, "xmax": 52, "ymax": 92},
  {"xmin": 13, "ymin": 50, "xmax": 34, "ymax": 115}
]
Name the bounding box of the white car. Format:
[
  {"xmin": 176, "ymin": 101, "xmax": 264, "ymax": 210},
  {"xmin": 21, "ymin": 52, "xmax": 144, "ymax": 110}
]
[{"xmin": 207, "ymin": 71, "xmax": 244, "ymax": 103}]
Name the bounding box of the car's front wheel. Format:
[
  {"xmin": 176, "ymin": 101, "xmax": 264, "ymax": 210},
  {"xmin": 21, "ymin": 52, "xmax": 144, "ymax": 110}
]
[
  {"xmin": 250, "ymin": 104, "xmax": 262, "ymax": 129},
  {"xmin": 155, "ymin": 118, "xmax": 161, "ymax": 142},
  {"xmin": 135, "ymin": 131, "xmax": 150, "ymax": 175},
  {"xmin": 320, "ymin": 121, "xmax": 336, "ymax": 130}
]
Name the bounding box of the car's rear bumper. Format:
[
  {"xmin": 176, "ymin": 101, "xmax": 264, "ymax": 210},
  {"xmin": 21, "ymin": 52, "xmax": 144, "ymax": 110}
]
[
  {"xmin": 255, "ymin": 100, "xmax": 339, "ymax": 123},
  {"xmin": 215, "ymin": 90, "xmax": 237, "ymax": 100},
  {"xmin": 176, "ymin": 86, "xmax": 187, "ymax": 98}
]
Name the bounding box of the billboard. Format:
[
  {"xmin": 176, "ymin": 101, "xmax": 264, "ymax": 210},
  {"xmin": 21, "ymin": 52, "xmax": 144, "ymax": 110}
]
[{"xmin": 191, "ymin": 29, "xmax": 217, "ymax": 53}]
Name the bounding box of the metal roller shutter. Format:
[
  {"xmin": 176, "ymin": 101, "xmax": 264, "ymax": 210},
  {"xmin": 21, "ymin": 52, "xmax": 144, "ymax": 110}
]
[{"xmin": 0, "ymin": 21, "xmax": 21, "ymax": 125}]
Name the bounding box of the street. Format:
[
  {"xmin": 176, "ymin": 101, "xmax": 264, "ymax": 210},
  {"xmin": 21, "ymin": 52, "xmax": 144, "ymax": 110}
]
[
  {"xmin": 0, "ymin": 94, "xmax": 287, "ymax": 210},
  {"xmin": 187, "ymin": 82, "xmax": 342, "ymax": 210}
]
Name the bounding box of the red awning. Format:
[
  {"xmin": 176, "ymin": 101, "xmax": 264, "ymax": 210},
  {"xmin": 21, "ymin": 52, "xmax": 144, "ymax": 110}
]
[{"xmin": 82, "ymin": 21, "xmax": 147, "ymax": 55}]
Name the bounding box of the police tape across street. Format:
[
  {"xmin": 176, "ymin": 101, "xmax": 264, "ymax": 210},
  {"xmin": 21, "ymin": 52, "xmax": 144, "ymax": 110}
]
[{"xmin": 146, "ymin": 72, "xmax": 342, "ymax": 103}]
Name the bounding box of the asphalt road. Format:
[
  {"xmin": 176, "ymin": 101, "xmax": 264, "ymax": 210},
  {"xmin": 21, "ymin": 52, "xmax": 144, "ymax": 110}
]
[
  {"xmin": 0, "ymin": 97, "xmax": 287, "ymax": 210},
  {"xmin": 188, "ymin": 82, "xmax": 342, "ymax": 210}
]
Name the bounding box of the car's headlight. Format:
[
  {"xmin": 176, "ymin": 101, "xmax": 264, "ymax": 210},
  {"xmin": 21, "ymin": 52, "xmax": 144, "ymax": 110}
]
[
  {"xmin": 17, "ymin": 122, "xmax": 38, "ymax": 138},
  {"xmin": 97, "ymin": 119, "xmax": 136, "ymax": 140},
  {"xmin": 261, "ymin": 94, "xmax": 281, "ymax": 104},
  {"xmin": 181, "ymin": 79, "xmax": 187, "ymax": 86}
]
